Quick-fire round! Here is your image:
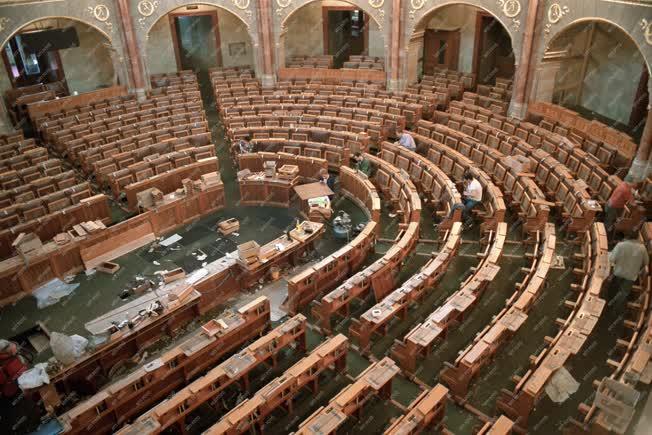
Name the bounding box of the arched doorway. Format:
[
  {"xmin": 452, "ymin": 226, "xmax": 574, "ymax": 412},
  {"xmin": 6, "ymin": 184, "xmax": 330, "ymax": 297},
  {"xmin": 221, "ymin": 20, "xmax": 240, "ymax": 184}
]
[
  {"xmin": 278, "ymin": 0, "xmax": 387, "ymax": 70},
  {"xmin": 0, "ymin": 17, "xmax": 116, "ymax": 96},
  {"xmin": 536, "ymin": 20, "xmax": 648, "ymax": 139},
  {"xmin": 145, "ymin": 4, "xmax": 254, "ymax": 76},
  {"xmin": 406, "ymin": 3, "xmax": 515, "ymax": 86}
]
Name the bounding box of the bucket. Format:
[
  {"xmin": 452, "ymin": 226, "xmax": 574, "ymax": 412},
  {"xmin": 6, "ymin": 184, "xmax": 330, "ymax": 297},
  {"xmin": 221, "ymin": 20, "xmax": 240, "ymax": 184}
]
[{"xmin": 269, "ymin": 266, "xmax": 281, "ymax": 281}]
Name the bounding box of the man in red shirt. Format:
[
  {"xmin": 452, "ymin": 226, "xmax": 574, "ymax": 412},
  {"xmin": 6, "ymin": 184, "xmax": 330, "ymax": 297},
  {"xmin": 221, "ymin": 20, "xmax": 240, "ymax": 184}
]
[{"xmin": 604, "ymin": 177, "xmax": 640, "ymax": 232}]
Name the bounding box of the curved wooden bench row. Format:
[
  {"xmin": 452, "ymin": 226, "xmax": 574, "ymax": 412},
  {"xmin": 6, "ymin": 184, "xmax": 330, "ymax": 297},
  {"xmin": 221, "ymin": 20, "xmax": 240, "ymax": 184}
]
[
  {"xmin": 57, "ymin": 297, "xmax": 274, "ymax": 435},
  {"xmin": 221, "ymin": 103, "xmax": 406, "ymax": 138},
  {"xmin": 79, "ymin": 129, "xmax": 211, "ymax": 175},
  {"xmin": 150, "ymin": 70, "xmax": 196, "ymax": 88},
  {"xmin": 0, "ymin": 182, "xmax": 95, "ymax": 230},
  {"xmin": 476, "ymin": 83, "xmax": 512, "ymax": 102},
  {"xmin": 217, "ymin": 92, "xmax": 423, "ymax": 127},
  {"xmin": 286, "ymin": 166, "xmax": 380, "ymax": 314},
  {"xmin": 88, "ymin": 133, "xmax": 213, "ymax": 186},
  {"xmin": 203, "ymin": 334, "xmax": 349, "ymax": 435},
  {"xmin": 418, "ymin": 117, "xmax": 600, "ymax": 233},
  {"xmin": 343, "ymin": 60, "xmax": 385, "ymax": 70},
  {"xmin": 414, "ymin": 120, "xmax": 550, "ymax": 233},
  {"xmin": 379, "ymin": 141, "xmax": 462, "ymax": 230},
  {"xmin": 237, "ymin": 151, "xmax": 328, "ymax": 181},
  {"xmin": 477, "ymin": 415, "xmax": 515, "ymax": 435},
  {"xmin": 0, "ymin": 170, "xmax": 77, "ymax": 208},
  {"xmin": 208, "ymin": 65, "xmax": 255, "ymax": 79},
  {"xmin": 293, "ymin": 357, "xmax": 400, "ymax": 435},
  {"xmin": 230, "ymin": 126, "xmax": 369, "ymax": 156},
  {"xmin": 461, "ymin": 91, "xmax": 509, "ymax": 115},
  {"xmin": 0, "ymin": 131, "xmax": 25, "ymax": 145},
  {"xmin": 122, "ymin": 157, "xmax": 220, "ymax": 210},
  {"xmin": 448, "ymin": 101, "xmax": 617, "ymax": 174},
  {"xmin": 116, "ymin": 311, "xmax": 310, "ymax": 435},
  {"xmin": 565, "ymin": 224, "xmax": 651, "ymax": 435},
  {"xmin": 409, "ymin": 133, "xmax": 507, "ymax": 232},
  {"xmin": 0, "ymin": 193, "xmax": 110, "ymax": 261},
  {"xmin": 36, "ymin": 93, "xmax": 201, "ymax": 136},
  {"xmin": 311, "ymin": 154, "xmax": 421, "ymax": 334},
  {"xmin": 53, "ymin": 110, "xmax": 205, "ymax": 161},
  {"xmin": 225, "ymin": 113, "xmax": 385, "ymax": 145},
  {"xmin": 528, "ymin": 101, "xmax": 635, "ymax": 165},
  {"xmin": 247, "ymin": 138, "xmax": 353, "ymax": 170},
  {"xmin": 0, "ymin": 137, "xmax": 37, "ymax": 159},
  {"xmin": 441, "ymin": 223, "xmax": 556, "ymax": 398},
  {"xmin": 286, "ymin": 54, "xmax": 333, "ymax": 69},
  {"xmin": 42, "ymin": 99, "xmax": 202, "ymax": 143},
  {"xmin": 406, "ymin": 80, "xmax": 455, "ymax": 103},
  {"xmin": 422, "ymin": 70, "xmax": 476, "ymax": 89},
  {"xmin": 62, "ymin": 119, "xmax": 208, "ymax": 165},
  {"xmin": 0, "ymin": 159, "xmax": 63, "ymax": 189},
  {"xmin": 496, "ymin": 223, "xmax": 609, "ymax": 428},
  {"xmin": 214, "ymin": 83, "xmax": 435, "ymax": 120},
  {"xmin": 32, "ymin": 94, "xmax": 138, "ymax": 129},
  {"xmin": 211, "ymin": 76, "xmax": 259, "ymax": 90},
  {"xmin": 146, "ymin": 82, "xmax": 199, "ymax": 98},
  {"xmin": 391, "ymin": 222, "xmax": 507, "ymax": 373},
  {"xmin": 350, "ymin": 222, "xmax": 463, "ymax": 351},
  {"xmin": 0, "ymin": 146, "xmax": 50, "ymax": 171},
  {"xmin": 384, "ymin": 384, "xmax": 449, "ymax": 434}
]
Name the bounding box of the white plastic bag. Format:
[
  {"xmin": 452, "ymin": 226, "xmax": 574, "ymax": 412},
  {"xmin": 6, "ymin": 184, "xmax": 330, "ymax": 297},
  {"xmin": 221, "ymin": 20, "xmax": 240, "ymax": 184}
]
[
  {"xmin": 17, "ymin": 363, "xmax": 50, "ymax": 389},
  {"xmin": 50, "ymin": 332, "xmax": 88, "ymax": 365}
]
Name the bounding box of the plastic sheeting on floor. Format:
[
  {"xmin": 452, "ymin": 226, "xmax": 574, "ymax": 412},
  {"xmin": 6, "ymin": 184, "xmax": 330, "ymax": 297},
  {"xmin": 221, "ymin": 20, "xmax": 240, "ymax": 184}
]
[{"xmin": 32, "ymin": 279, "xmax": 80, "ymax": 309}]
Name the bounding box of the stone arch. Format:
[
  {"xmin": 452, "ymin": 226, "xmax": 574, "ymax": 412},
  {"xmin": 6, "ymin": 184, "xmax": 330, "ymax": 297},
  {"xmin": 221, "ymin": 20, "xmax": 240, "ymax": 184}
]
[
  {"xmin": 0, "ymin": 2, "xmax": 128, "ymax": 86},
  {"xmin": 272, "ymin": 0, "xmax": 392, "ymax": 79},
  {"xmin": 401, "ymin": 0, "xmax": 525, "ymax": 87},
  {"xmin": 132, "ymin": 0, "xmax": 262, "ymax": 79}
]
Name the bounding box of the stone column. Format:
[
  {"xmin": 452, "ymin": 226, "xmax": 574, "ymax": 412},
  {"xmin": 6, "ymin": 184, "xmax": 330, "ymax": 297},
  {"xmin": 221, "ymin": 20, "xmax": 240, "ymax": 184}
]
[
  {"xmin": 388, "ymin": 0, "xmax": 401, "ymax": 91},
  {"xmin": 117, "ymin": 0, "xmax": 147, "ymax": 99},
  {"xmin": 258, "ymin": 0, "xmax": 275, "ymax": 86},
  {"xmin": 508, "ymin": 0, "xmax": 539, "ymax": 119},
  {"xmin": 406, "ymin": 31, "xmax": 424, "ymax": 85},
  {"xmin": 629, "ymin": 107, "xmax": 652, "ymax": 181}
]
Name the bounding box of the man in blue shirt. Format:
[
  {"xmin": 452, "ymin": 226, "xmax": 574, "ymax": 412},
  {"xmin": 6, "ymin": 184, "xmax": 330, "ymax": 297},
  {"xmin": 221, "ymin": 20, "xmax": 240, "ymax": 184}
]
[{"xmin": 396, "ymin": 129, "xmax": 416, "ymax": 151}]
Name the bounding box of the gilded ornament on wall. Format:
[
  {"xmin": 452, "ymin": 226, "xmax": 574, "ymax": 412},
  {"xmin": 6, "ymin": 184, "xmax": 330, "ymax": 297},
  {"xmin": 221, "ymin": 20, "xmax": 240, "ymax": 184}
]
[
  {"xmin": 276, "ymin": 0, "xmax": 292, "ymax": 7},
  {"xmin": 233, "ymin": 0, "xmax": 250, "ymax": 10},
  {"xmin": 640, "ymin": 19, "xmax": 652, "ymax": 45},
  {"xmin": 497, "ymin": 0, "xmax": 520, "ymax": 19},
  {"xmin": 369, "ymin": 0, "xmax": 384, "ymax": 8},
  {"xmin": 545, "ymin": 3, "xmax": 569, "ymax": 34},
  {"xmin": 0, "ymin": 17, "xmax": 9, "ymax": 33},
  {"xmin": 87, "ymin": 4, "xmax": 112, "ymax": 30},
  {"xmin": 410, "ymin": 0, "xmax": 425, "ymax": 11},
  {"xmin": 137, "ymin": 0, "xmax": 159, "ymax": 17}
]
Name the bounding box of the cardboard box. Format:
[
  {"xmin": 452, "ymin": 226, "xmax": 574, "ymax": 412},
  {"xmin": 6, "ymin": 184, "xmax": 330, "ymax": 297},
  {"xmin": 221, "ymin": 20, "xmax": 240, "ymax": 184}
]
[
  {"xmin": 12, "ymin": 232, "xmax": 42, "ymax": 257},
  {"xmin": 217, "ymin": 218, "xmax": 240, "ymax": 235},
  {"xmin": 277, "ymin": 164, "xmax": 299, "ymax": 180},
  {"xmin": 163, "ymin": 267, "xmax": 186, "ymax": 284},
  {"xmin": 237, "ymin": 240, "xmax": 260, "ymax": 263}
]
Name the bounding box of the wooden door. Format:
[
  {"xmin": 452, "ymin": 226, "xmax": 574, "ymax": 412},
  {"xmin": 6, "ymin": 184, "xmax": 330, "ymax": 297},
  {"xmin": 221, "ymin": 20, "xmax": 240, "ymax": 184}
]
[{"xmin": 423, "ymin": 29, "xmax": 460, "ymax": 74}]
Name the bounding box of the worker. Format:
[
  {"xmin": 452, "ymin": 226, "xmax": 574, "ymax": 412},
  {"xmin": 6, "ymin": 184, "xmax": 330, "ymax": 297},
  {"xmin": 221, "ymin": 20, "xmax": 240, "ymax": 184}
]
[
  {"xmin": 607, "ymin": 232, "xmax": 648, "ymax": 303},
  {"xmin": 353, "ymin": 152, "xmax": 371, "ymax": 176},
  {"xmin": 0, "ymin": 338, "xmax": 39, "ymax": 432},
  {"xmin": 396, "ymin": 129, "xmax": 416, "ymax": 151},
  {"xmin": 460, "ymin": 171, "xmax": 483, "ymax": 228},
  {"xmin": 604, "ymin": 177, "xmax": 640, "ymax": 232},
  {"xmin": 235, "ymin": 135, "xmax": 253, "ymax": 154},
  {"xmin": 319, "ymin": 169, "xmax": 336, "ymax": 198}
]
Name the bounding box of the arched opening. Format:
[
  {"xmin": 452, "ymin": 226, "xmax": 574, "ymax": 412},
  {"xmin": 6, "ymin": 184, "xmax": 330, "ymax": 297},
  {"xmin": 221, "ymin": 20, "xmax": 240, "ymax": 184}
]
[
  {"xmin": 280, "ymin": 0, "xmax": 385, "ymax": 70},
  {"xmin": 145, "ymin": 4, "xmax": 254, "ymax": 76},
  {"xmin": 0, "ymin": 17, "xmax": 117, "ymax": 125},
  {"xmin": 406, "ymin": 3, "xmax": 515, "ymax": 87},
  {"xmin": 536, "ymin": 20, "xmax": 648, "ymax": 139}
]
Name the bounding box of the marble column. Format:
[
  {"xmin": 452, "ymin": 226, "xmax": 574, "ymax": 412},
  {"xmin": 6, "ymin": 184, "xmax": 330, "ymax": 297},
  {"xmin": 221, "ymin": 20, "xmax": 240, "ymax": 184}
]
[
  {"xmin": 388, "ymin": 0, "xmax": 401, "ymax": 91},
  {"xmin": 117, "ymin": 0, "xmax": 147, "ymax": 99},
  {"xmin": 258, "ymin": 0, "xmax": 275, "ymax": 87},
  {"xmin": 508, "ymin": 0, "xmax": 539, "ymax": 119},
  {"xmin": 629, "ymin": 107, "xmax": 652, "ymax": 181}
]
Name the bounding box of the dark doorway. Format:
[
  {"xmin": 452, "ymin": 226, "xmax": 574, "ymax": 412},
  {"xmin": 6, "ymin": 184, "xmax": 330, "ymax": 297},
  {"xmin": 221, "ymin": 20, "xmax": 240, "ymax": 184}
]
[
  {"xmin": 170, "ymin": 12, "xmax": 222, "ymax": 72},
  {"xmin": 323, "ymin": 8, "xmax": 367, "ymax": 68},
  {"xmin": 423, "ymin": 29, "xmax": 460, "ymax": 74},
  {"xmin": 2, "ymin": 34, "xmax": 66, "ymax": 88},
  {"xmin": 472, "ymin": 13, "xmax": 514, "ymax": 84}
]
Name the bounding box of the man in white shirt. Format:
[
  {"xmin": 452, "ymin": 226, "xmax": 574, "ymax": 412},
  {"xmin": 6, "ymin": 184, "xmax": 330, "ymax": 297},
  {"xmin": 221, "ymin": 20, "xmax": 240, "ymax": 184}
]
[
  {"xmin": 461, "ymin": 172, "xmax": 482, "ymax": 226},
  {"xmin": 607, "ymin": 231, "xmax": 649, "ymax": 304},
  {"xmin": 396, "ymin": 129, "xmax": 416, "ymax": 151}
]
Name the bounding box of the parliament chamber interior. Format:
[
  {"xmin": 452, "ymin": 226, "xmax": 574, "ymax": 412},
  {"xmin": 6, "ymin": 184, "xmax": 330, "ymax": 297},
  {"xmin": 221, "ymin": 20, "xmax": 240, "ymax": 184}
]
[{"xmin": 0, "ymin": 1, "xmax": 650, "ymax": 434}]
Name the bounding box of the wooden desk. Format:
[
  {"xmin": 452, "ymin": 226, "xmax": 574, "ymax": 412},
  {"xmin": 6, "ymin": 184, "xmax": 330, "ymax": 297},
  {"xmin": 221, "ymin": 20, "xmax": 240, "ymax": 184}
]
[{"xmin": 238, "ymin": 172, "xmax": 298, "ymax": 207}]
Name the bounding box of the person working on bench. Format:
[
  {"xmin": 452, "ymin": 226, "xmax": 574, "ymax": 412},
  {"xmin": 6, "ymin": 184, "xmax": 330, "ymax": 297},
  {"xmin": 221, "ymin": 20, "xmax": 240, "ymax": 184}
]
[
  {"xmin": 607, "ymin": 231, "xmax": 648, "ymax": 305},
  {"xmin": 604, "ymin": 176, "xmax": 640, "ymax": 233},
  {"xmin": 396, "ymin": 129, "xmax": 416, "ymax": 151},
  {"xmin": 353, "ymin": 152, "xmax": 371, "ymax": 176},
  {"xmin": 448, "ymin": 172, "xmax": 483, "ymax": 229}
]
